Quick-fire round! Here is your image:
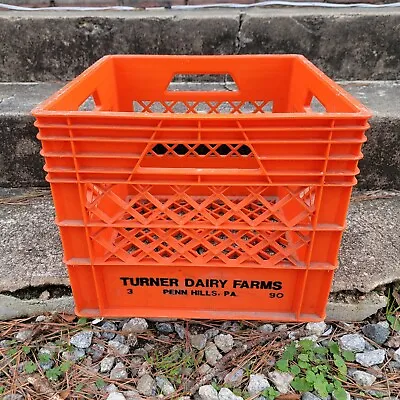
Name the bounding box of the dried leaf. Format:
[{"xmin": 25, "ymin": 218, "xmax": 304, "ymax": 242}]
[{"xmin": 59, "ymin": 313, "xmax": 76, "ymax": 323}]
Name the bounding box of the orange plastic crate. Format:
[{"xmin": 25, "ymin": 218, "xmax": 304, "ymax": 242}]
[{"xmin": 33, "ymin": 55, "xmax": 371, "ymax": 321}]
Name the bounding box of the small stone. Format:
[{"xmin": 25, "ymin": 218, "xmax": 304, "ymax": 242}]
[
  {"xmin": 305, "ymin": 322, "xmax": 327, "ymax": 336},
  {"xmin": 198, "ymin": 363, "xmax": 212, "ymax": 376},
  {"xmin": 174, "ymin": 323, "xmax": 186, "ymax": 339},
  {"xmin": 156, "ymin": 322, "xmax": 174, "ymax": 333},
  {"xmin": 156, "ymin": 376, "xmax": 175, "ymax": 395},
  {"xmin": 258, "ymin": 324, "xmax": 274, "ymax": 334},
  {"xmin": 105, "ymin": 383, "xmax": 118, "ymax": 393},
  {"xmin": 101, "ymin": 356, "xmax": 115, "ymax": 373},
  {"xmin": 268, "ymin": 371, "xmax": 293, "ymax": 394},
  {"xmin": 3, "ymin": 395, "xmax": 24, "ymax": 400},
  {"xmin": 388, "ymin": 360, "xmax": 400, "ymax": 370},
  {"xmin": 205, "ymin": 342, "xmax": 223, "ymax": 366},
  {"xmin": 386, "ymin": 335, "xmax": 400, "ymax": 348},
  {"xmin": 302, "ymin": 393, "xmax": 321, "ymax": 400},
  {"xmin": 332, "ymin": 391, "xmax": 350, "ymax": 400},
  {"xmin": 362, "ymin": 324, "xmax": 390, "ymax": 345},
  {"xmin": 15, "ymin": 329, "xmax": 34, "ymax": 342},
  {"xmin": 87, "ymin": 343, "xmax": 105, "ymax": 362},
  {"xmin": 122, "ymin": 318, "xmax": 148, "ymax": 334},
  {"xmin": 275, "ymin": 324, "xmax": 288, "ymax": 332},
  {"xmin": 214, "ymin": 334, "xmax": 234, "ymax": 353},
  {"xmin": 191, "ymin": 334, "xmax": 208, "ymax": 350},
  {"xmin": 108, "ymin": 340, "xmax": 130, "ymax": 356},
  {"xmin": 114, "ymin": 334, "xmax": 126, "ymax": 344},
  {"xmin": 110, "ymin": 362, "xmax": 128, "ymax": 380},
  {"xmin": 356, "ymin": 349, "xmax": 386, "ymax": 367},
  {"xmin": 35, "ymin": 315, "xmax": 47, "ymax": 322},
  {"xmin": 350, "ymin": 370, "xmax": 376, "ymax": 387},
  {"xmin": 39, "ymin": 290, "xmax": 50, "ymax": 300},
  {"xmin": 205, "ymin": 328, "xmax": 220, "ymax": 340},
  {"xmin": 339, "ymin": 334, "xmax": 366, "ymax": 353},
  {"xmin": 123, "ymin": 390, "xmax": 141, "ymax": 400},
  {"xmin": 70, "ymin": 331, "xmax": 93, "ymax": 349},
  {"xmin": 223, "ymin": 368, "xmax": 244, "ymax": 387},
  {"xmin": 247, "ymin": 373, "xmax": 270, "ymax": 396},
  {"xmin": 62, "ymin": 347, "xmax": 85, "ymax": 362},
  {"xmin": 101, "ymin": 321, "xmax": 118, "ymax": 340},
  {"xmin": 107, "ymin": 393, "xmax": 126, "ymax": 400},
  {"xmin": 137, "ymin": 373, "xmax": 156, "ymax": 396},
  {"xmin": 133, "ymin": 347, "xmax": 148, "ymax": 357},
  {"xmin": 218, "ymin": 387, "xmax": 243, "ymax": 400},
  {"xmin": 198, "ymin": 384, "xmax": 219, "ymax": 400},
  {"xmin": 393, "ymin": 348, "xmax": 400, "ymax": 362}
]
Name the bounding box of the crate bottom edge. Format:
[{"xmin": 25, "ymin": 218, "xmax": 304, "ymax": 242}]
[{"xmin": 74, "ymin": 307, "xmax": 325, "ymax": 322}]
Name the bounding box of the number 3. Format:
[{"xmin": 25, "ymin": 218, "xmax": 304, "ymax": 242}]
[{"xmin": 127, "ymin": 289, "xmax": 133, "ymax": 294}]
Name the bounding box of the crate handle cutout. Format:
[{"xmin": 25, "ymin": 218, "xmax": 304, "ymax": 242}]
[
  {"xmin": 304, "ymin": 93, "xmax": 327, "ymax": 113},
  {"xmin": 78, "ymin": 92, "xmax": 101, "ymax": 112},
  {"xmin": 167, "ymin": 73, "xmax": 239, "ymax": 92}
]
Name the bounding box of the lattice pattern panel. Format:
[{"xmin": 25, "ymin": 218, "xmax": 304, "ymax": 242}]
[
  {"xmin": 85, "ymin": 184, "xmax": 317, "ymax": 229},
  {"xmin": 90, "ymin": 226, "xmax": 311, "ymax": 266},
  {"xmin": 132, "ymin": 100, "xmax": 273, "ymax": 114},
  {"xmin": 85, "ymin": 184, "xmax": 317, "ymax": 266},
  {"xmin": 148, "ymin": 143, "xmax": 253, "ymax": 157}
]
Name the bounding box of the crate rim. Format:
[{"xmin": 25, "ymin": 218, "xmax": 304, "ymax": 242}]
[{"xmin": 32, "ymin": 54, "xmax": 372, "ymax": 119}]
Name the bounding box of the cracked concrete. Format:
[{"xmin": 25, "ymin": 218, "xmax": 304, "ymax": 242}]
[{"xmin": 1, "ymin": 9, "xmax": 400, "ymax": 81}]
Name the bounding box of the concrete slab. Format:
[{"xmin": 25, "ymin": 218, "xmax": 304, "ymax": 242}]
[
  {"xmin": 1, "ymin": 9, "xmax": 400, "ymax": 81},
  {"xmin": 1, "ymin": 81, "xmax": 400, "ymax": 189},
  {"xmin": 0, "ymin": 188, "xmax": 398, "ymax": 296}
]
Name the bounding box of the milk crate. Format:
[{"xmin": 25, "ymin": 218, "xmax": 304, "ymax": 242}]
[{"xmin": 33, "ymin": 55, "xmax": 371, "ymax": 321}]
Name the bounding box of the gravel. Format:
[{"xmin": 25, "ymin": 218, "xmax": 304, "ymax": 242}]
[
  {"xmin": 258, "ymin": 324, "xmax": 274, "ymax": 334},
  {"xmin": 15, "ymin": 329, "xmax": 34, "ymax": 342},
  {"xmin": 107, "ymin": 393, "xmax": 126, "ymax": 400},
  {"xmin": 70, "ymin": 331, "xmax": 93, "ymax": 349},
  {"xmin": 214, "ymin": 334, "xmax": 234, "ymax": 353},
  {"xmin": 305, "ymin": 322, "xmax": 327, "ymax": 336},
  {"xmin": 174, "ymin": 323, "xmax": 186, "ymax": 339},
  {"xmin": 301, "ymin": 393, "xmax": 322, "ymax": 400},
  {"xmin": 87, "ymin": 343, "xmax": 105, "ymax": 362},
  {"xmin": 190, "ymin": 334, "xmax": 208, "ymax": 350},
  {"xmin": 100, "ymin": 321, "xmax": 118, "ymax": 341},
  {"xmin": 356, "ymin": 349, "xmax": 386, "ymax": 367},
  {"xmin": 247, "ymin": 373, "xmax": 270, "ymax": 396},
  {"xmin": 62, "ymin": 347, "xmax": 85, "ymax": 362},
  {"xmin": 122, "ymin": 318, "xmax": 148, "ymax": 334},
  {"xmin": 101, "ymin": 355, "xmax": 116, "ymax": 373},
  {"xmin": 205, "ymin": 342, "xmax": 223, "ymax": 366},
  {"xmin": 350, "ymin": 370, "xmax": 377, "ymax": 387},
  {"xmin": 339, "ymin": 334, "xmax": 366, "ymax": 353},
  {"xmin": 362, "ymin": 323, "xmax": 390, "ymax": 345},
  {"xmin": 156, "ymin": 322, "xmax": 174, "ymax": 334},
  {"xmin": 108, "ymin": 340, "xmax": 130, "ymax": 356},
  {"xmin": 267, "ymin": 371, "xmax": 294, "ymax": 394},
  {"xmin": 223, "ymin": 368, "xmax": 244, "ymax": 388},
  {"xmin": 110, "ymin": 362, "xmax": 128, "ymax": 380},
  {"xmin": 136, "ymin": 373, "xmax": 156, "ymax": 396},
  {"xmin": 156, "ymin": 376, "xmax": 175, "ymax": 395},
  {"xmin": 218, "ymin": 387, "xmax": 243, "ymax": 400},
  {"xmin": 199, "ymin": 385, "xmax": 219, "ymax": 400}
]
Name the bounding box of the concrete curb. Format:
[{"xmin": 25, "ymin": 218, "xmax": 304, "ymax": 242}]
[
  {"xmin": 0, "ymin": 292, "xmax": 387, "ymax": 321},
  {"xmin": 1, "ymin": 9, "xmax": 400, "ymax": 81},
  {"xmin": 1, "ymin": 81, "xmax": 399, "ymax": 189}
]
